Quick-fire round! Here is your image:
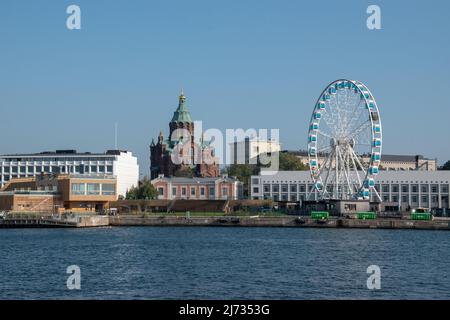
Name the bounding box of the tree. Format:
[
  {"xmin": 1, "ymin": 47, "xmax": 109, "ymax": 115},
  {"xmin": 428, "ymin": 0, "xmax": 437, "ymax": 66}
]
[
  {"xmin": 226, "ymin": 164, "xmax": 259, "ymax": 198},
  {"xmin": 126, "ymin": 177, "xmax": 158, "ymax": 200},
  {"xmin": 174, "ymin": 166, "xmax": 194, "ymax": 178},
  {"xmin": 441, "ymin": 160, "xmax": 450, "ymax": 170},
  {"xmin": 278, "ymin": 152, "xmax": 308, "ymax": 171}
]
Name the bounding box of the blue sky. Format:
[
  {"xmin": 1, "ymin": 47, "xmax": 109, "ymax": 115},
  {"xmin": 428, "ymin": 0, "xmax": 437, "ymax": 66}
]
[{"xmin": 1, "ymin": 0, "xmax": 449, "ymax": 175}]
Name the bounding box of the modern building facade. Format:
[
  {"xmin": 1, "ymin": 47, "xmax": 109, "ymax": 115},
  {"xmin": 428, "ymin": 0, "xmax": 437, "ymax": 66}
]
[
  {"xmin": 0, "ymin": 174, "xmax": 118, "ymax": 212},
  {"xmin": 229, "ymin": 137, "xmax": 281, "ymax": 165},
  {"xmin": 250, "ymin": 171, "xmax": 450, "ymax": 210},
  {"xmin": 285, "ymin": 150, "xmax": 438, "ymax": 171},
  {"xmin": 0, "ymin": 150, "xmax": 139, "ymax": 197},
  {"xmin": 150, "ymin": 91, "xmax": 219, "ymax": 179},
  {"xmin": 151, "ymin": 174, "xmax": 243, "ymax": 200}
]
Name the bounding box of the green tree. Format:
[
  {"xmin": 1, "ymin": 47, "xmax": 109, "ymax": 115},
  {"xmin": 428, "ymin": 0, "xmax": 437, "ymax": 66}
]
[
  {"xmin": 174, "ymin": 166, "xmax": 194, "ymax": 177},
  {"xmin": 125, "ymin": 177, "xmax": 158, "ymax": 200},
  {"xmin": 278, "ymin": 152, "xmax": 308, "ymax": 171},
  {"xmin": 441, "ymin": 160, "xmax": 450, "ymax": 170},
  {"xmin": 226, "ymin": 164, "xmax": 259, "ymax": 198}
]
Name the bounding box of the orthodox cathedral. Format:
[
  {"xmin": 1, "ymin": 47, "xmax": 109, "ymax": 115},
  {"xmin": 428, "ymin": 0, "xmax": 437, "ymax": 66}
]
[{"xmin": 150, "ymin": 91, "xmax": 220, "ymax": 179}]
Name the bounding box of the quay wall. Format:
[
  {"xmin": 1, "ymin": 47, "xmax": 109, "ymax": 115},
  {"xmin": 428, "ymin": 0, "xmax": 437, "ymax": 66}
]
[{"xmin": 109, "ymin": 216, "xmax": 450, "ymax": 230}]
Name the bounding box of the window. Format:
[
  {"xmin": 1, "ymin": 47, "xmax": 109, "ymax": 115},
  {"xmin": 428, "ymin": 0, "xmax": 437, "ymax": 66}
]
[
  {"xmin": 102, "ymin": 184, "xmax": 115, "ymax": 195},
  {"xmin": 402, "ymin": 195, "xmax": 408, "ymax": 203},
  {"xmin": 441, "ymin": 185, "xmax": 449, "ymax": 193},
  {"xmin": 158, "ymin": 187, "xmax": 164, "ymax": 196},
  {"xmin": 107, "ymin": 166, "xmax": 113, "ymax": 173},
  {"xmin": 222, "ymin": 187, "xmax": 228, "ymax": 196},
  {"xmin": 431, "ymin": 195, "xmax": 438, "ymax": 203},
  {"xmin": 252, "ymin": 178, "xmax": 259, "ymax": 185},
  {"xmin": 299, "ymin": 184, "xmax": 306, "ymax": 192},
  {"xmin": 36, "ymin": 166, "xmax": 42, "ymax": 173},
  {"xmin": 99, "ymin": 166, "xmax": 105, "ymax": 173},
  {"xmin": 253, "ymin": 187, "xmax": 259, "ymax": 193},
  {"xmin": 422, "ymin": 196, "xmax": 428, "ymax": 204},
  {"xmin": 392, "ymin": 196, "xmax": 398, "ymax": 203},
  {"xmin": 281, "ymin": 194, "xmax": 288, "ymax": 201},
  {"xmin": 382, "ymin": 184, "xmax": 389, "ymax": 193},
  {"xmin": 91, "ymin": 166, "xmax": 97, "ymax": 173},
  {"xmin": 411, "ymin": 185, "xmax": 418, "ymax": 193},
  {"xmin": 27, "ymin": 166, "xmax": 34, "ymax": 173},
  {"xmin": 290, "ymin": 194, "xmax": 297, "ymax": 202},
  {"xmin": 172, "ymin": 187, "xmax": 177, "ymax": 196},
  {"xmin": 182, "ymin": 187, "xmax": 187, "ymax": 196},
  {"xmin": 209, "ymin": 187, "xmax": 215, "ymax": 196},
  {"xmin": 87, "ymin": 183, "xmax": 100, "ymax": 195},
  {"xmin": 401, "ymin": 185, "xmax": 409, "ymax": 193},
  {"xmin": 281, "ymin": 184, "xmax": 288, "ymax": 193},
  {"xmin": 273, "ymin": 194, "xmax": 279, "ymax": 201},
  {"xmin": 52, "ymin": 166, "xmax": 59, "ymax": 173},
  {"xmin": 12, "ymin": 166, "xmax": 18, "ymax": 173},
  {"xmin": 191, "ymin": 187, "xmax": 196, "ymax": 196},
  {"xmin": 431, "ymin": 185, "xmax": 438, "ymax": 193},
  {"xmin": 383, "ymin": 195, "xmax": 389, "ymax": 202},
  {"xmin": 344, "ymin": 204, "xmax": 357, "ymax": 211},
  {"xmin": 290, "ymin": 185, "xmax": 297, "ymax": 193},
  {"xmin": 71, "ymin": 183, "xmax": 86, "ymax": 195},
  {"xmin": 412, "ymin": 195, "xmax": 418, "ymax": 203},
  {"xmin": 20, "ymin": 166, "xmax": 26, "ymax": 173},
  {"xmin": 263, "ymin": 185, "xmax": 270, "ymax": 193},
  {"xmin": 272, "ymin": 185, "xmax": 279, "ymax": 192},
  {"xmin": 3, "ymin": 167, "xmax": 10, "ymax": 173},
  {"xmin": 392, "ymin": 185, "xmax": 399, "ymax": 193},
  {"xmin": 200, "ymin": 187, "xmax": 205, "ymax": 196},
  {"xmin": 421, "ymin": 185, "xmax": 428, "ymax": 193}
]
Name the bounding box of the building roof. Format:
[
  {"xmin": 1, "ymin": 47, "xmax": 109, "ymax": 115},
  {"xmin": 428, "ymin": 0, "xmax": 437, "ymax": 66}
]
[
  {"xmin": 171, "ymin": 91, "xmax": 193, "ymax": 123},
  {"xmin": 283, "ymin": 150, "xmax": 434, "ymax": 162},
  {"xmin": 153, "ymin": 175, "xmax": 240, "ymax": 184},
  {"xmin": 253, "ymin": 170, "xmax": 450, "ymax": 183},
  {"xmin": 0, "ymin": 150, "xmax": 131, "ymax": 158}
]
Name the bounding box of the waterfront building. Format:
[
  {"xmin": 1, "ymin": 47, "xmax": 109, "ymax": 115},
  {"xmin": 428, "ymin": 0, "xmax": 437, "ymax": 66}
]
[
  {"xmin": 285, "ymin": 150, "xmax": 438, "ymax": 171},
  {"xmin": 150, "ymin": 91, "xmax": 219, "ymax": 179},
  {"xmin": 0, "ymin": 149, "xmax": 139, "ymax": 197},
  {"xmin": 151, "ymin": 174, "xmax": 243, "ymax": 200},
  {"xmin": 0, "ymin": 173, "xmax": 118, "ymax": 212},
  {"xmin": 250, "ymin": 171, "xmax": 450, "ymax": 210},
  {"xmin": 229, "ymin": 137, "xmax": 281, "ymax": 165}
]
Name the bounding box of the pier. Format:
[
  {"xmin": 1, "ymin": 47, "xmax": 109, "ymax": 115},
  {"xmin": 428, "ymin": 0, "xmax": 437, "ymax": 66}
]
[{"xmin": 0, "ymin": 213, "xmax": 109, "ymax": 228}]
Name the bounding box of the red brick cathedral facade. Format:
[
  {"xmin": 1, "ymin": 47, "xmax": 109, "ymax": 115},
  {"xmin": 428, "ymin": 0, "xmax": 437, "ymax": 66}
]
[{"xmin": 150, "ymin": 92, "xmax": 220, "ymax": 179}]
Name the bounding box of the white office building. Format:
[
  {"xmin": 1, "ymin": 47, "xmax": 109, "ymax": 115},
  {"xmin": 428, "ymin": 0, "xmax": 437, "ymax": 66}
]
[
  {"xmin": 229, "ymin": 137, "xmax": 281, "ymax": 164},
  {"xmin": 0, "ymin": 150, "xmax": 139, "ymax": 197},
  {"xmin": 251, "ymin": 171, "xmax": 450, "ymax": 210}
]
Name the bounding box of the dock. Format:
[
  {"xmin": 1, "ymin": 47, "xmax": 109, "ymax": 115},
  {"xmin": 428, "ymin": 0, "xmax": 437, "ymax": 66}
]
[{"xmin": 0, "ymin": 213, "xmax": 110, "ymax": 228}]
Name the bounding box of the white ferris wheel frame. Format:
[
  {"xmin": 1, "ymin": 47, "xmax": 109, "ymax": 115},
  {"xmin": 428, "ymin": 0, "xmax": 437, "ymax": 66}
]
[{"xmin": 307, "ymin": 79, "xmax": 382, "ymax": 201}]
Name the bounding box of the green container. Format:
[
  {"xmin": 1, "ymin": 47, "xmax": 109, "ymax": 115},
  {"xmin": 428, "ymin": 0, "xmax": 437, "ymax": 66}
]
[
  {"xmin": 357, "ymin": 212, "xmax": 377, "ymax": 220},
  {"xmin": 411, "ymin": 213, "xmax": 431, "ymax": 221},
  {"xmin": 311, "ymin": 211, "xmax": 329, "ymax": 220}
]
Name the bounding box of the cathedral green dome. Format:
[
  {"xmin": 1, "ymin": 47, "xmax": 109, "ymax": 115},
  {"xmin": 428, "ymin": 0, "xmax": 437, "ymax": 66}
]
[{"xmin": 171, "ymin": 91, "xmax": 193, "ymax": 123}]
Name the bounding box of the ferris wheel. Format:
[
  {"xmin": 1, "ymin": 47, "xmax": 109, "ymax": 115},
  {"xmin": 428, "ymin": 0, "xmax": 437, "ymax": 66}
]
[{"xmin": 307, "ymin": 79, "xmax": 382, "ymax": 201}]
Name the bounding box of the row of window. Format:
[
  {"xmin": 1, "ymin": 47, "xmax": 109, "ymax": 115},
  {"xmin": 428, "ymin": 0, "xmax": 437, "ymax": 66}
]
[
  {"xmin": 381, "ymin": 195, "xmax": 449, "ymax": 204},
  {"xmin": 255, "ymin": 184, "xmax": 450, "ymax": 194},
  {"xmin": 157, "ymin": 186, "xmax": 229, "ymax": 197},
  {"xmin": 71, "ymin": 183, "xmax": 115, "ymax": 196},
  {"xmin": 0, "ymin": 165, "xmax": 113, "ymax": 174},
  {"xmin": 1, "ymin": 157, "xmax": 115, "ymax": 162},
  {"xmin": 260, "ymin": 194, "xmax": 450, "ymax": 204}
]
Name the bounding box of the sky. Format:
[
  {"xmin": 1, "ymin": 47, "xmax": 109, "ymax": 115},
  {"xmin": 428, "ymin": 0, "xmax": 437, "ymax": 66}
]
[{"xmin": 1, "ymin": 0, "xmax": 449, "ymax": 176}]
